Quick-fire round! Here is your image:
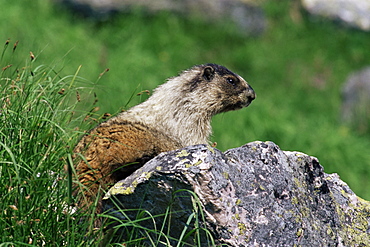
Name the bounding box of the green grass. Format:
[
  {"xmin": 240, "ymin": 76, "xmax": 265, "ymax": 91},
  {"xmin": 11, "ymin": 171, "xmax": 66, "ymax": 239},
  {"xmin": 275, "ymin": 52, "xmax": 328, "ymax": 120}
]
[
  {"xmin": 0, "ymin": 45, "xmax": 211, "ymax": 246},
  {"xmin": 1, "ymin": 0, "xmax": 370, "ymax": 245},
  {"xmin": 0, "ymin": 41, "xmax": 110, "ymax": 245},
  {"xmin": 103, "ymin": 189, "xmax": 215, "ymax": 246}
]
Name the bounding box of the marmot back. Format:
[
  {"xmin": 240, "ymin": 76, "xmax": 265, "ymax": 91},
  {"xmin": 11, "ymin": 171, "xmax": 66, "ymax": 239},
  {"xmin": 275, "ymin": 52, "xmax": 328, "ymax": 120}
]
[{"xmin": 73, "ymin": 63, "xmax": 256, "ymax": 220}]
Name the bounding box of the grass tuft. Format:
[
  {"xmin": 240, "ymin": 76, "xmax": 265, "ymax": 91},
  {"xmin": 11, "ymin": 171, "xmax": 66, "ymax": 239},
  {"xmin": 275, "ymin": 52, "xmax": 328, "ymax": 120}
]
[
  {"xmin": 0, "ymin": 43, "xmax": 212, "ymax": 246},
  {"xmin": 0, "ymin": 43, "xmax": 104, "ymax": 245},
  {"xmin": 102, "ymin": 189, "xmax": 214, "ymax": 246}
]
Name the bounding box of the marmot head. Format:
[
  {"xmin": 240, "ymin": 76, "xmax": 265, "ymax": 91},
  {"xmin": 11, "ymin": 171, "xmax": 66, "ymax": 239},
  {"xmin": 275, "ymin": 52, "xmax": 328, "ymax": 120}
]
[
  {"xmin": 180, "ymin": 63, "xmax": 256, "ymax": 116},
  {"xmin": 129, "ymin": 63, "xmax": 256, "ymax": 145}
]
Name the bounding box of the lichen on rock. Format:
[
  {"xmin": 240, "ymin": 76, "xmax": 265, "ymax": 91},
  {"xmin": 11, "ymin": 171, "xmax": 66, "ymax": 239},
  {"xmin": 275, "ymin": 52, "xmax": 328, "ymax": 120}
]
[{"xmin": 103, "ymin": 141, "xmax": 370, "ymax": 246}]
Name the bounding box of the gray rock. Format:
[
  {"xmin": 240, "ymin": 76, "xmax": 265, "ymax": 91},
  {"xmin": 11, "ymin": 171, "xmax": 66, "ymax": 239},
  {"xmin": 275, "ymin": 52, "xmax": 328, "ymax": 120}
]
[
  {"xmin": 103, "ymin": 142, "xmax": 370, "ymax": 246},
  {"xmin": 302, "ymin": 0, "xmax": 370, "ymax": 31},
  {"xmin": 341, "ymin": 66, "xmax": 370, "ymax": 132},
  {"xmin": 55, "ymin": 0, "xmax": 266, "ymax": 36}
]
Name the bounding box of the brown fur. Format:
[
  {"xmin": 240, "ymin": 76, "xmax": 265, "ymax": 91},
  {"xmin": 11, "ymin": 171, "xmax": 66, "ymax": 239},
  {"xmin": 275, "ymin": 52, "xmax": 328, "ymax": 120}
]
[
  {"xmin": 73, "ymin": 64, "xmax": 255, "ymax": 220},
  {"xmin": 73, "ymin": 121, "xmax": 181, "ymax": 212}
]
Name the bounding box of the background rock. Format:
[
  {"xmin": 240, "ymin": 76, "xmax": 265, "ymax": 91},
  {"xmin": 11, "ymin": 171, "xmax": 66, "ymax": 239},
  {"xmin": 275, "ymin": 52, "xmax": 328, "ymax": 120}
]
[
  {"xmin": 341, "ymin": 66, "xmax": 370, "ymax": 133},
  {"xmin": 301, "ymin": 0, "xmax": 370, "ymax": 31},
  {"xmin": 103, "ymin": 142, "xmax": 370, "ymax": 246},
  {"xmin": 54, "ymin": 0, "xmax": 266, "ymax": 36}
]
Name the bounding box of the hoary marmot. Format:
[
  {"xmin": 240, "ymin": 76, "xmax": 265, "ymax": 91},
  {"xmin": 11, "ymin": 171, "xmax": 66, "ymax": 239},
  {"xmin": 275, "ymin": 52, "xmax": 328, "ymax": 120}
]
[{"xmin": 73, "ymin": 63, "xmax": 256, "ymax": 218}]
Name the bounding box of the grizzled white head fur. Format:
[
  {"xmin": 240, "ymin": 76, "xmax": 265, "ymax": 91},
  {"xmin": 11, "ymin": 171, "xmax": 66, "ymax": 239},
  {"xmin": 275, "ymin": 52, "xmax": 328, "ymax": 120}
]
[{"xmin": 121, "ymin": 64, "xmax": 255, "ymax": 146}]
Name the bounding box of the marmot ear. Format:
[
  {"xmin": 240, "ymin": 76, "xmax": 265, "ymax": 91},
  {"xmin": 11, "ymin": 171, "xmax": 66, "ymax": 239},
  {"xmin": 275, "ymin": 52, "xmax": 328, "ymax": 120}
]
[{"xmin": 203, "ymin": 66, "xmax": 215, "ymax": 81}]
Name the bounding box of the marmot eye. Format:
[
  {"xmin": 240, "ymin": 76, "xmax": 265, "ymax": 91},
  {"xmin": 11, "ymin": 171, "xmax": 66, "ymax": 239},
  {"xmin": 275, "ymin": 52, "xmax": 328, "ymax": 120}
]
[{"xmin": 226, "ymin": 77, "xmax": 237, "ymax": 85}]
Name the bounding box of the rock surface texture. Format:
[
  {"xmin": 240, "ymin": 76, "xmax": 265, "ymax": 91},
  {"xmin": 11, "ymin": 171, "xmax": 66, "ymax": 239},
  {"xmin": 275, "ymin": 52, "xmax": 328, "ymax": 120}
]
[
  {"xmin": 103, "ymin": 141, "xmax": 370, "ymax": 246},
  {"xmin": 302, "ymin": 0, "xmax": 370, "ymax": 31}
]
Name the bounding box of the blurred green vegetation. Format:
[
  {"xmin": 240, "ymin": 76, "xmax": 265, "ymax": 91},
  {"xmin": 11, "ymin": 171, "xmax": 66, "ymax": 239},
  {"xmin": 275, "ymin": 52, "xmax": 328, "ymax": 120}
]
[{"xmin": 2, "ymin": 0, "xmax": 369, "ymax": 205}]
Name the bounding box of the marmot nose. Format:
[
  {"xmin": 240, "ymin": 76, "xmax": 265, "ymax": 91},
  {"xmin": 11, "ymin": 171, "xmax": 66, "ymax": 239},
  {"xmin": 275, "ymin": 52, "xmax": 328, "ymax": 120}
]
[{"xmin": 246, "ymin": 85, "xmax": 256, "ymax": 101}]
